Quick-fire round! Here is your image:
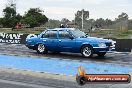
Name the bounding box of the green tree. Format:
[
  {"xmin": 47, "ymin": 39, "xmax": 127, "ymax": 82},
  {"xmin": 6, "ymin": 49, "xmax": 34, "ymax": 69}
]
[
  {"xmin": 104, "ymin": 18, "xmax": 113, "ymax": 29},
  {"xmin": 75, "ymin": 9, "xmax": 89, "ymax": 20},
  {"xmin": 86, "ymin": 19, "xmax": 95, "ymax": 29},
  {"xmin": 21, "ymin": 8, "xmax": 48, "ymax": 28},
  {"xmin": 16, "ymin": 14, "xmax": 22, "ymax": 22},
  {"xmin": 91, "ymin": 18, "xmax": 113, "ymax": 29},
  {"xmin": 1, "ymin": 7, "xmax": 18, "ymax": 27},
  {"xmin": 44, "ymin": 19, "xmax": 61, "ymax": 28},
  {"xmin": 116, "ymin": 12, "xmax": 128, "ymax": 21},
  {"xmin": 61, "ymin": 18, "xmax": 70, "ymax": 25},
  {"xmin": 0, "ymin": 18, "xmax": 3, "ymax": 27},
  {"xmin": 105, "ymin": 19, "xmax": 112, "ymax": 26},
  {"xmin": 3, "ymin": 7, "xmax": 16, "ymax": 19},
  {"xmin": 128, "ymin": 20, "xmax": 132, "ymax": 30},
  {"xmin": 75, "ymin": 9, "xmax": 89, "ymax": 29},
  {"xmin": 95, "ymin": 18, "xmax": 105, "ymax": 26},
  {"xmin": 115, "ymin": 12, "xmax": 129, "ymax": 31}
]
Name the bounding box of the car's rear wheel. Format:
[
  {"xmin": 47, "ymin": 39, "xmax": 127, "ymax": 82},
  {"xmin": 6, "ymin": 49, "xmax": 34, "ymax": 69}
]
[
  {"xmin": 97, "ymin": 52, "xmax": 106, "ymax": 57},
  {"xmin": 36, "ymin": 44, "xmax": 48, "ymax": 54},
  {"xmin": 81, "ymin": 45, "xmax": 93, "ymax": 58}
]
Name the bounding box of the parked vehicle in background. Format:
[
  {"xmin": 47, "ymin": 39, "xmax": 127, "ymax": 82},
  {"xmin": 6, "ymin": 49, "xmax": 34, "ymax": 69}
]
[{"xmin": 26, "ymin": 28, "xmax": 115, "ymax": 58}]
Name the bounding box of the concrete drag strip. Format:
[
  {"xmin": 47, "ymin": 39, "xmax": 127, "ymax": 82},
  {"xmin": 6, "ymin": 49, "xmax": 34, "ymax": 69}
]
[
  {"xmin": 0, "ymin": 79, "xmax": 54, "ymax": 88},
  {"xmin": 0, "ymin": 67, "xmax": 75, "ymax": 82},
  {"xmin": 0, "ymin": 68, "xmax": 132, "ymax": 88}
]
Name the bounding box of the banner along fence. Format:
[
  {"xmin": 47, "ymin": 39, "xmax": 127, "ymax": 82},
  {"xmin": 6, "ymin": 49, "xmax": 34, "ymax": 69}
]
[
  {"xmin": 0, "ymin": 32, "xmax": 132, "ymax": 52},
  {"xmin": 0, "ymin": 32, "xmax": 38, "ymax": 44}
]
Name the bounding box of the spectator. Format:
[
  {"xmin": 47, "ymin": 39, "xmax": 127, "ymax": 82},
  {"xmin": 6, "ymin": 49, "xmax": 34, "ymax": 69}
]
[
  {"xmin": 12, "ymin": 25, "xmax": 16, "ymax": 31},
  {"xmin": 60, "ymin": 24, "xmax": 65, "ymax": 28}
]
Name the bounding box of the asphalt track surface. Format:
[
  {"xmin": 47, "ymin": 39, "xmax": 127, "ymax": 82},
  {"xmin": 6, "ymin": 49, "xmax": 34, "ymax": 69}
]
[
  {"xmin": 0, "ymin": 43, "xmax": 132, "ymax": 88},
  {"xmin": 0, "ymin": 43, "xmax": 132, "ymax": 66}
]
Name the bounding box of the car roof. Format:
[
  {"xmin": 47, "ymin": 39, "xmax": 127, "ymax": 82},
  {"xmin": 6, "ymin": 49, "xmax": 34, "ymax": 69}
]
[{"xmin": 46, "ymin": 28, "xmax": 76, "ymax": 31}]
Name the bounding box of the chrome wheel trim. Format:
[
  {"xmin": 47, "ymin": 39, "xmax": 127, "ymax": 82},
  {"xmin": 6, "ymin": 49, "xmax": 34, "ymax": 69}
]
[
  {"xmin": 38, "ymin": 44, "xmax": 45, "ymax": 53},
  {"xmin": 82, "ymin": 47, "xmax": 92, "ymax": 57}
]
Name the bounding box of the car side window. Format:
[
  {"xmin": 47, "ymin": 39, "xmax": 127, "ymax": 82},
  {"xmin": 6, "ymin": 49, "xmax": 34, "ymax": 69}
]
[
  {"xmin": 59, "ymin": 31, "xmax": 71, "ymax": 39},
  {"xmin": 42, "ymin": 30, "xmax": 57, "ymax": 39}
]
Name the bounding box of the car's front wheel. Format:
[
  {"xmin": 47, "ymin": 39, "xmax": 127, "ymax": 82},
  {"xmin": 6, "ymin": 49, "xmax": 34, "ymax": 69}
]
[
  {"xmin": 36, "ymin": 44, "xmax": 48, "ymax": 54},
  {"xmin": 81, "ymin": 45, "xmax": 93, "ymax": 58}
]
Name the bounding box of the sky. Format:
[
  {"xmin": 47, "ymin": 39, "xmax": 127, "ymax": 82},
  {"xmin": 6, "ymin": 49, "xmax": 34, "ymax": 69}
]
[{"xmin": 0, "ymin": 0, "xmax": 131, "ymax": 21}]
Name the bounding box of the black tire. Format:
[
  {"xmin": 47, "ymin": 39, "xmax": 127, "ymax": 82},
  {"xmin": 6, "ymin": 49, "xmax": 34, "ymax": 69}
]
[
  {"xmin": 81, "ymin": 45, "xmax": 93, "ymax": 58},
  {"xmin": 97, "ymin": 52, "xmax": 106, "ymax": 57},
  {"xmin": 36, "ymin": 44, "xmax": 48, "ymax": 54},
  {"xmin": 76, "ymin": 76, "xmax": 86, "ymax": 86}
]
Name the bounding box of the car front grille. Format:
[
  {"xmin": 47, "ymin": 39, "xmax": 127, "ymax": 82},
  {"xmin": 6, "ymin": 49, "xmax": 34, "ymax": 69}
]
[{"xmin": 105, "ymin": 42, "xmax": 112, "ymax": 47}]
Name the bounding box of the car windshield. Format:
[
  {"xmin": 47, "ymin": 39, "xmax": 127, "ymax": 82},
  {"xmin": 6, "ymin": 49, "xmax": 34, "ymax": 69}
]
[{"xmin": 70, "ymin": 29, "xmax": 88, "ymax": 38}]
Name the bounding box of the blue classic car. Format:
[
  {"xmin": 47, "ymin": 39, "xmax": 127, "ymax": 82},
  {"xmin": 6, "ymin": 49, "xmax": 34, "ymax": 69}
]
[{"xmin": 26, "ymin": 28, "xmax": 115, "ymax": 58}]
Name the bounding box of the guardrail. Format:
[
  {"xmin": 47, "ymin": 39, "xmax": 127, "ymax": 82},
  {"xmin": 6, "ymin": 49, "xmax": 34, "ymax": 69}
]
[{"xmin": 0, "ymin": 32, "xmax": 132, "ymax": 52}]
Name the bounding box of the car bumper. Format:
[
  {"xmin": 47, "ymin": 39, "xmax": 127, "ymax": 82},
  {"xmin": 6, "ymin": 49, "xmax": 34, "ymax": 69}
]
[
  {"xmin": 25, "ymin": 44, "xmax": 36, "ymax": 50},
  {"xmin": 93, "ymin": 46, "xmax": 115, "ymax": 53}
]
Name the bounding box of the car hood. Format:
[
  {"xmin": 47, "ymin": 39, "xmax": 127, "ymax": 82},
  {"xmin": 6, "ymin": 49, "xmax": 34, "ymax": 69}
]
[{"xmin": 77, "ymin": 37, "xmax": 112, "ymax": 43}]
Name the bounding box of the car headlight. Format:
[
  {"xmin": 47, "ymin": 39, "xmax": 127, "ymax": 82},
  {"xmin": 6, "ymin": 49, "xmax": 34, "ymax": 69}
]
[
  {"xmin": 98, "ymin": 43, "xmax": 106, "ymax": 48},
  {"xmin": 26, "ymin": 39, "xmax": 28, "ymax": 42}
]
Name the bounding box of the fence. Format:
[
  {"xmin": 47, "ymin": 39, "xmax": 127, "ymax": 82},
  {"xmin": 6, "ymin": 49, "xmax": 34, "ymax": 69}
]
[{"xmin": 0, "ymin": 32, "xmax": 132, "ymax": 52}]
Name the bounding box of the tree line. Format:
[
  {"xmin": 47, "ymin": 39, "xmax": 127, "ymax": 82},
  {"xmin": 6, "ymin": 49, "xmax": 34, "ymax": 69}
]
[
  {"xmin": 0, "ymin": 6, "xmax": 131, "ymax": 30},
  {"xmin": 0, "ymin": 7, "xmax": 48, "ymax": 28},
  {"xmin": 45, "ymin": 10, "xmax": 131, "ymax": 30}
]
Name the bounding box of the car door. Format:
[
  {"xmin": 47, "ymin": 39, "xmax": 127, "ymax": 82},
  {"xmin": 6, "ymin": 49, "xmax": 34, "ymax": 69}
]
[
  {"xmin": 58, "ymin": 30, "xmax": 76, "ymax": 52},
  {"xmin": 41, "ymin": 30, "xmax": 59, "ymax": 52}
]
